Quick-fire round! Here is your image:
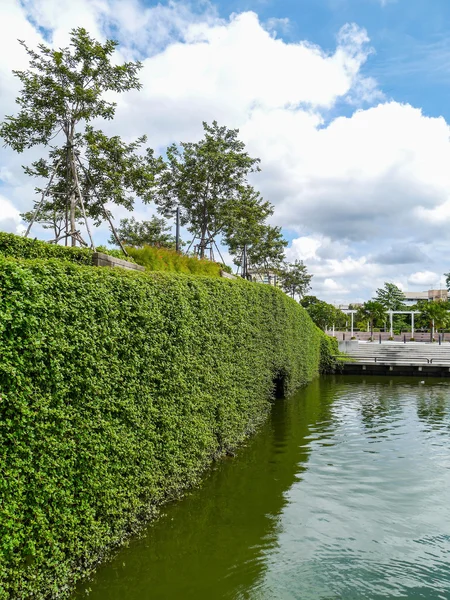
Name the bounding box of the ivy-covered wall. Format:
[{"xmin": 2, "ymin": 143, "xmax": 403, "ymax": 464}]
[{"xmin": 0, "ymin": 256, "xmax": 334, "ymax": 599}]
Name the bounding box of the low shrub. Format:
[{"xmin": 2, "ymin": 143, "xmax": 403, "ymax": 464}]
[
  {"xmin": 0, "ymin": 231, "xmax": 93, "ymax": 264},
  {"xmin": 126, "ymin": 245, "xmax": 222, "ymax": 276},
  {"xmin": 0, "ymin": 256, "xmax": 332, "ymax": 599}
]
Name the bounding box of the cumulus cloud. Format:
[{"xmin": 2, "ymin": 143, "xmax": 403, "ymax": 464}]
[
  {"xmin": 0, "ymin": 0, "xmax": 448, "ymax": 302},
  {"xmin": 407, "ymin": 271, "xmax": 442, "ymax": 288},
  {"xmin": 0, "ymin": 195, "xmax": 24, "ymax": 233},
  {"xmin": 372, "ymin": 244, "xmax": 429, "ymax": 265}
]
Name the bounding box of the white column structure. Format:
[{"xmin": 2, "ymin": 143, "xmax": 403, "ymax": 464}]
[
  {"xmin": 411, "ymin": 312, "xmax": 414, "ymax": 338},
  {"xmin": 351, "ymin": 312, "xmax": 354, "ymax": 338},
  {"xmin": 389, "ymin": 311, "xmax": 393, "ymax": 338}
]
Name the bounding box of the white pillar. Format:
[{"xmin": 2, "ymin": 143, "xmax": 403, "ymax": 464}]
[
  {"xmin": 351, "ymin": 312, "xmax": 354, "ymax": 337},
  {"xmin": 332, "ymin": 323, "xmax": 335, "ymax": 337},
  {"xmin": 432, "ymin": 318, "xmax": 435, "ymax": 339},
  {"xmin": 390, "ymin": 311, "xmax": 393, "ymax": 338},
  {"xmin": 411, "ymin": 312, "xmax": 414, "ymax": 338}
]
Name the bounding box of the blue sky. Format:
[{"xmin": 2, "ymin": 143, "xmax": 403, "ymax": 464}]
[{"xmin": 2, "ymin": 0, "xmax": 450, "ymax": 302}]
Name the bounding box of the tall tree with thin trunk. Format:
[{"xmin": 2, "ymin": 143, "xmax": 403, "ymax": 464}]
[
  {"xmin": 0, "ymin": 28, "xmax": 153, "ymax": 248},
  {"xmin": 279, "ymin": 260, "xmax": 313, "ymax": 299},
  {"xmin": 151, "ymin": 121, "xmax": 261, "ymax": 258},
  {"xmin": 357, "ymin": 301, "xmax": 385, "ymax": 339}
]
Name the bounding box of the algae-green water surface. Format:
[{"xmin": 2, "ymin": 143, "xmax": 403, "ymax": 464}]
[{"xmin": 75, "ymin": 376, "xmax": 450, "ymax": 599}]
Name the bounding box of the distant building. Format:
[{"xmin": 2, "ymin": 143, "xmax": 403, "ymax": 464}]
[
  {"xmin": 335, "ymin": 303, "xmax": 362, "ymax": 311},
  {"xmin": 247, "ymin": 270, "xmax": 281, "ymax": 287},
  {"xmin": 403, "ymin": 289, "xmax": 448, "ymax": 305}
]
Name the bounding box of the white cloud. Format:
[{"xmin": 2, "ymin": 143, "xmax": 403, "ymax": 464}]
[
  {"xmin": 264, "ymin": 17, "xmax": 290, "ymax": 37},
  {"xmin": 0, "ymin": 195, "xmax": 24, "ymax": 233},
  {"xmin": 407, "ymin": 271, "xmax": 442, "ymax": 288}
]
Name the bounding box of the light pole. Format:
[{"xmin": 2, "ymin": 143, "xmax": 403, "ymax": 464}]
[
  {"xmin": 175, "ymin": 206, "xmax": 180, "ymax": 253},
  {"xmin": 241, "ymin": 244, "xmax": 248, "ymax": 280}
]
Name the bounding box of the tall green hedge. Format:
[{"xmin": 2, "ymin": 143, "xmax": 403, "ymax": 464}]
[{"xmin": 0, "ymin": 256, "xmax": 333, "ymax": 599}]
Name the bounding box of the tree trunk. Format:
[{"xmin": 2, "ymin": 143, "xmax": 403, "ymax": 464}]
[{"xmin": 199, "ymin": 223, "xmax": 207, "ymax": 259}]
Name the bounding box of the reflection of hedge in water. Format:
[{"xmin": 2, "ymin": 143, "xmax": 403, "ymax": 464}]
[
  {"xmin": 0, "ymin": 256, "xmax": 334, "ymax": 599},
  {"xmin": 82, "ymin": 378, "xmax": 335, "ymax": 600}
]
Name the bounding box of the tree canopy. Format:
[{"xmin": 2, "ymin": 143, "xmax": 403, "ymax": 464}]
[
  {"xmin": 416, "ymin": 300, "xmax": 450, "ymax": 334},
  {"xmin": 109, "ymin": 216, "xmax": 176, "ymax": 249},
  {"xmin": 300, "ymin": 296, "xmax": 346, "ymax": 331},
  {"xmin": 374, "ymin": 283, "xmax": 405, "ymax": 311},
  {"xmin": 357, "ymin": 300, "xmax": 386, "ymax": 338},
  {"xmin": 279, "ymin": 260, "xmax": 312, "ymax": 299},
  {"xmin": 0, "ymin": 28, "xmax": 154, "ymax": 249},
  {"xmin": 151, "ymin": 121, "xmax": 263, "ymax": 259}
]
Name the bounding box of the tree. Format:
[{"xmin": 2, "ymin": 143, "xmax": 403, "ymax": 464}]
[
  {"xmin": 151, "ymin": 121, "xmax": 261, "ymax": 258},
  {"xmin": 279, "ymin": 260, "xmax": 312, "ymax": 299},
  {"xmin": 300, "ymin": 296, "xmax": 345, "ymax": 331},
  {"xmin": 444, "ymin": 272, "xmax": 450, "ymax": 291},
  {"xmin": 20, "ymin": 131, "xmax": 156, "ymax": 247},
  {"xmin": 109, "ymin": 216, "xmax": 176, "ymax": 249},
  {"xmin": 221, "ymin": 186, "xmax": 287, "ymax": 277},
  {"xmin": 300, "ymin": 295, "xmax": 320, "ymax": 308},
  {"xmin": 357, "ymin": 301, "xmax": 386, "ymax": 339},
  {"xmin": 374, "ymin": 283, "xmax": 405, "ymax": 311},
  {"xmin": 416, "ymin": 300, "xmax": 450, "ymax": 339},
  {"xmin": 222, "ymin": 185, "xmax": 274, "ymax": 272},
  {"xmin": 245, "ymin": 225, "xmax": 287, "ymax": 276},
  {"xmin": 0, "ymin": 28, "xmax": 154, "ymax": 249}
]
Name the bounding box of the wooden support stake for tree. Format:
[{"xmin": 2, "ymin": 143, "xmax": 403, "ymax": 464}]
[
  {"xmin": 70, "ymin": 149, "xmax": 96, "ymax": 250},
  {"xmin": 24, "ymin": 154, "xmax": 64, "ymax": 238},
  {"xmin": 186, "ymin": 229, "xmax": 200, "ymax": 254},
  {"xmin": 75, "ymin": 155, "xmax": 128, "ymax": 257}
]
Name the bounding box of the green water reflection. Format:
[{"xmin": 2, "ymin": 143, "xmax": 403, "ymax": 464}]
[{"xmin": 75, "ymin": 376, "xmax": 450, "ymax": 600}]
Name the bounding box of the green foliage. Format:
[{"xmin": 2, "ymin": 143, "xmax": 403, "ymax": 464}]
[
  {"xmin": 0, "ymin": 232, "xmax": 136, "ymax": 266},
  {"xmin": 0, "ymin": 28, "xmax": 155, "ymax": 246},
  {"xmin": 220, "ymin": 186, "xmax": 286, "ymax": 271},
  {"xmin": 357, "ymin": 300, "xmax": 386, "ymax": 336},
  {"xmin": 109, "ymin": 216, "xmax": 176, "ymax": 249},
  {"xmin": 245, "ymin": 225, "xmax": 287, "ymax": 274},
  {"xmin": 127, "ymin": 245, "xmax": 223, "ymax": 276},
  {"xmin": 319, "ymin": 335, "xmax": 341, "ymax": 374},
  {"xmin": 416, "ymin": 300, "xmax": 450, "ymax": 331},
  {"xmin": 0, "ymin": 28, "xmax": 142, "ymax": 152},
  {"xmin": 151, "ymin": 121, "xmax": 261, "ymax": 258},
  {"xmin": 0, "ymin": 231, "xmax": 93, "ymax": 264},
  {"xmin": 300, "ymin": 296, "xmax": 346, "ymax": 331},
  {"xmin": 279, "ymin": 260, "xmax": 312, "ymax": 299},
  {"xmin": 0, "ymin": 255, "xmax": 332, "ymax": 599},
  {"xmin": 374, "ymin": 282, "xmax": 405, "ymax": 310}
]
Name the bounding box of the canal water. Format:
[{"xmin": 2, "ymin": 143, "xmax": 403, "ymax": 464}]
[{"xmin": 76, "ymin": 376, "xmax": 450, "ymax": 599}]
